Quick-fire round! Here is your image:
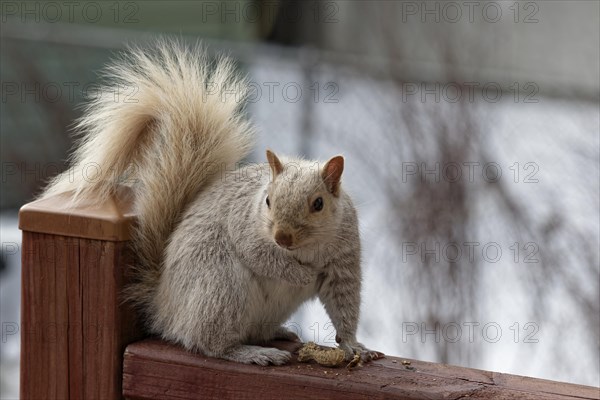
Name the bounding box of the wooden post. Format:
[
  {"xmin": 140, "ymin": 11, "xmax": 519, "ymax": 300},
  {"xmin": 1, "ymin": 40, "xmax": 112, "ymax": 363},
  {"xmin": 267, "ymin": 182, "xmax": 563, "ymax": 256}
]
[{"xmin": 19, "ymin": 187, "xmax": 143, "ymax": 399}]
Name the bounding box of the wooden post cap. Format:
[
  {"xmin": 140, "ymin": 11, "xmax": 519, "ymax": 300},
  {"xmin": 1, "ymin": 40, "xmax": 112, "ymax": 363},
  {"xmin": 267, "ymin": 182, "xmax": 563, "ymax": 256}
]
[{"xmin": 18, "ymin": 186, "xmax": 136, "ymax": 241}]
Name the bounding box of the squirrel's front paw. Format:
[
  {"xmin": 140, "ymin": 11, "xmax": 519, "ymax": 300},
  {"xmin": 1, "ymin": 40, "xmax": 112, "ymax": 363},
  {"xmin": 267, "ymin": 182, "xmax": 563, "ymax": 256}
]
[
  {"xmin": 283, "ymin": 261, "xmax": 315, "ymax": 286},
  {"xmin": 338, "ymin": 340, "xmax": 385, "ymax": 362},
  {"xmin": 272, "ymin": 326, "xmax": 302, "ymax": 342}
]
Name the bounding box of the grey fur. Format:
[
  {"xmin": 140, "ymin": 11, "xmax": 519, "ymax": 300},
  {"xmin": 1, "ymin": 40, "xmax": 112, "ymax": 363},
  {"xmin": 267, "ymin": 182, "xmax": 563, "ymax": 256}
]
[{"xmin": 41, "ymin": 40, "xmax": 378, "ymax": 365}]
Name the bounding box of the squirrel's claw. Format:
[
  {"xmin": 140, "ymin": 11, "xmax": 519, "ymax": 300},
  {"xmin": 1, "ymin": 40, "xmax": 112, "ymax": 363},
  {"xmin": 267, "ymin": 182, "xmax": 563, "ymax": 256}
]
[
  {"xmin": 339, "ymin": 340, "xmax": 384, "ymax": 362},
  {"xmin": 360, "ymin": 350, "xmax": 385, "ymax": 362}
]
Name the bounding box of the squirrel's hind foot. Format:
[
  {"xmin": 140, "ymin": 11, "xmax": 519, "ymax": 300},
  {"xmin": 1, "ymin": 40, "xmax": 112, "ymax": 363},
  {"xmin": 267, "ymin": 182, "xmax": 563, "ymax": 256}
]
[{"xmin": 222, "ymin": 345, "xmax": 291, "ymax": 366}]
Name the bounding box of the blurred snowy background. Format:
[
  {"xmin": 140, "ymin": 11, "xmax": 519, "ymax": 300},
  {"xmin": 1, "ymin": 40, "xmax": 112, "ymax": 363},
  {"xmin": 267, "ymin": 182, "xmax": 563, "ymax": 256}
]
[{"xmin": 1, "ymin": 1, "xmax": 599, "ymax": 398}]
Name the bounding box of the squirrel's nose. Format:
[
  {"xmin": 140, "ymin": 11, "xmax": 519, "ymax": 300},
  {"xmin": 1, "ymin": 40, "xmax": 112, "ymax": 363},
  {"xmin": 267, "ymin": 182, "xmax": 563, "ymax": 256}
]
[{"xmin": 274, "ymin": 230, "xmax": 294, "ymax": 248}]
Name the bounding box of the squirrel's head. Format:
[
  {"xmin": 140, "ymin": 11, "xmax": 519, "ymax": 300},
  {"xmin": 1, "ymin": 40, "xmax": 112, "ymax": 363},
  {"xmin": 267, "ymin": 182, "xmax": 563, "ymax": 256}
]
[{"xmin": 262, "ymin": 149, "xmax": 345, "ymax": 251}]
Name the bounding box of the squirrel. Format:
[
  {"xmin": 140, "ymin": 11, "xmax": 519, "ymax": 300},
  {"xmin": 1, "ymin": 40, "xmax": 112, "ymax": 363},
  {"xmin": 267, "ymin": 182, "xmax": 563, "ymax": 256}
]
[{"xmin": 41, "ymin": 40, "xmax": 382, "ymax": 366}]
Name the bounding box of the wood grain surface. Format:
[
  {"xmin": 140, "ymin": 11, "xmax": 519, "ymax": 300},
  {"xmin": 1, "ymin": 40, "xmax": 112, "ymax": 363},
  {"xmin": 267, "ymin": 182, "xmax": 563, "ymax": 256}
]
[
  {"xmin": 123, "ymin": 339, "xmax": 600, "ymax": 400},
  {"xmin": 20, "ymin": 232, "xmax": 142, "ymax": 400},
  {"xmin": 18, "ymin": 186, "xmax": 135, "ymax": 241}
]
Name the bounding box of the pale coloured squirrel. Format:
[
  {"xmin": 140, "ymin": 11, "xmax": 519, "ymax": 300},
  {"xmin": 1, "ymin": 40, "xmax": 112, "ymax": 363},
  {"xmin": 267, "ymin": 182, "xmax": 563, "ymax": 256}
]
[{"xmin": 41, "ymin": 40, "xmax": 382, "ymax": 365}]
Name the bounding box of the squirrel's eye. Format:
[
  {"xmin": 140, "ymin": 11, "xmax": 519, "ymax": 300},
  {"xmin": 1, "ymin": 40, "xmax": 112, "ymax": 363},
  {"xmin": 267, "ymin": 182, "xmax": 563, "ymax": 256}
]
[
  {"xmin": 266, "ymin": 196, "xmax": 270, "ymax": 208},
  {"xmin": 312, "ymin": 197, "xmax": 324, "ymax": 212}
]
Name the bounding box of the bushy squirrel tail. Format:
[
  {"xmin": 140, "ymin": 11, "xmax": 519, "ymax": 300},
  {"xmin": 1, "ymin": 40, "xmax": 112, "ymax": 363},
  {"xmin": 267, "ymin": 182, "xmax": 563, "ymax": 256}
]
[{"xmin": 41, "ymin": 39, "xmax": 254, "ymax": 311}]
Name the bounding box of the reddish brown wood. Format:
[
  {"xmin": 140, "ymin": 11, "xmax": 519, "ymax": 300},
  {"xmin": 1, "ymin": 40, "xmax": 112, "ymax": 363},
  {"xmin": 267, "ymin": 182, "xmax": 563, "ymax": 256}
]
[
  {"xmin": 18, "ymin": 186, "xmax": 135, "ymax": 241},
  {"xmin": 123, "ymin": 339, "xmax": 600, "ymax": 400},
  {"xmin": 80, "ymin": 239, "xmax": 140, "ymax": 399},
  {"xmin": 19, "ymin": 189, "xmax": 143, "ymax": 400},
  {"xmin": 67, "ymin": 234, "xmax": 84, "ymax": 400},
  {"xmin": 20, "ymin": 232, "xmax": 72, "ymax": 400}
]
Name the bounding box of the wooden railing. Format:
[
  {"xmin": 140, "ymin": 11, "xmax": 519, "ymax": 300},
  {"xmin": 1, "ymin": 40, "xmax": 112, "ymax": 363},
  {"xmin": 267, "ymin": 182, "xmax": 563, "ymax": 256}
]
[{"xmin": 19, "ymin": 191, "xmax": 600, "ymax": 400}]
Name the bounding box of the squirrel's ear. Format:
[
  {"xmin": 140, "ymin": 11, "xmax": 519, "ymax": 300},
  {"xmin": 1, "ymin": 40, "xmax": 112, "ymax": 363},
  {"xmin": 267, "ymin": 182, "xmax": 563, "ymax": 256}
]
[
  {"xmin": 322, "ymin": 155, "xmax": 344, "ymax": 196},
  {"xmin": 266, "ymin": 149, "xmax": 284, "ymax": 179}
]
